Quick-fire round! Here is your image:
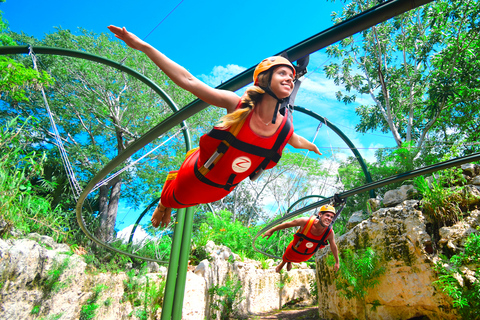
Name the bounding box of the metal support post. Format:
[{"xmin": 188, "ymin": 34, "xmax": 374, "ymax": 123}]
[{"xmin": 161, "ymin": 208, "xmax": 186, "ymax": 320}]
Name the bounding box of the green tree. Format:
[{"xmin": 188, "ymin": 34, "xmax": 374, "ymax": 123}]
[
  {"xmin": 2, "ymin": 28, "xmax": 219, "ymax": 242},
  {"xmin": 252, "ymin": 151, "xmax": 331, "ymax": 223},
  {"xmin": 0, "ymin": 10, "xmax": 53, "ymax": 103},
  {"xmin": 325, "ymin": 0, "xmax": 480, "ymax": 158}
]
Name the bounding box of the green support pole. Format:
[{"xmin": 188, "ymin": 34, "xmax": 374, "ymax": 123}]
[
  {"xmin": 161, "ymin": 208, "xmax": 186, "ymax": 320},
  {"xmin": 171, "ymin": 206, "xmax": 195, "ymax": 320}
]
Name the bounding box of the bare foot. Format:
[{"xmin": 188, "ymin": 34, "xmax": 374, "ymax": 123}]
[
  {"xmin": 151, "ymin": 202, "xmax": 172, "ymax": 228},
  {"xmin": 286, "ymin": 262, "xmax": 292, "ymax": 271},
  {"xmin": 276, "ymin": 261, "xmax": 286, "ymax": 273}
]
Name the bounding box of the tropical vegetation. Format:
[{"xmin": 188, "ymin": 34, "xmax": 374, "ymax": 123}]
[{"xmin": 0, "ymin": 0, "xmax": 479, "ymax": 318}]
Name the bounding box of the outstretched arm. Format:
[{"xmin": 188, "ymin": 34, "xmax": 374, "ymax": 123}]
[
  {"xmin": 108, "ymin": 25, "xmax": 239, "ymax": 113},
  {"xmin": 262, "ymin": 217, "xmax": 308, "ymax": 239},
  {"xmin": 288, "ymin": 133, "xmax": 322, "ymax": 155}
]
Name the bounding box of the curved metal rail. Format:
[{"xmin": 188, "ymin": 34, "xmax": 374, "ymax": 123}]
[
  {"xmin": 253, "ymin": 152, "xmax": 480, "ymax": 259},
  {"xmin": 0, "ymin": 0, "xmax": 436, "ymax": 264},
  {"xmin": 0, "ymin": 45, "xmax": 191, "ymax": 263},
  {"xmin": 294, "ymin": 106, "xmax": 375, "ymax": 197},
  {"xmin": 287, "ymin": 195, "xmax": 327, "ymax": 214}
]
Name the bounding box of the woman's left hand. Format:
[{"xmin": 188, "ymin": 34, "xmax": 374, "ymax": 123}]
[{"xmin": 310, "ymin": 145, "xmax": 322, "ymax": 155}]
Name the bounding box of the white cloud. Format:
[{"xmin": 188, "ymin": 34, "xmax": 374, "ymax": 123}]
[
  {"xmin": 300, "ymin": 76, "xmax": 339, "ymax": 100},
  {"xmin": 198, "ymin": 64, "xmax": 247, "ymax": 87},
  {"xmin": 117, "ymin": 224, "xmax": 151, "ymax": 245}
]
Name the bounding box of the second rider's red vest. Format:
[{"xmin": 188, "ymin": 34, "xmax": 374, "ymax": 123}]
[
  {"xmin": 282, "ymin": 215, "xmax": 332, "ymax": 263},
  {"xmin": 292, "ymin": 216, "xmax": 332, "ymax": 256}
]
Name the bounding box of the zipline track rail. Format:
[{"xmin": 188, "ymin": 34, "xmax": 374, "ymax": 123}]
[
  {"xmin": 0, "ymin": 0, "xmax": 437, "ymax": 263},
  {"xmin": 0, "ymin": 45, "xmax": 192, "ymax": 263},
  {"xmin": 253, "ymin": 152, "xmax": 480, "ymax": 260}
]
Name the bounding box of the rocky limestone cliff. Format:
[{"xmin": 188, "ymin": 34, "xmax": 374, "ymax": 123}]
[
  {"xmin": 314, "ymin": 163, "xmax": 480, "ymax": 320},
  {"xmin": 194, "ymin": 241, "xmax": 315, "ymax": 319},
  {"xmin": 0, "ymin": 235, "xmax": 314, "ymax": 319}
]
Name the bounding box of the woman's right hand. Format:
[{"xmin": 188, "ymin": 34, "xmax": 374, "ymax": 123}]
[
  {"xmin": 108, "ymin": 25, "xmax": 147, "ymax": 51},
  {"xmin": 262, "ymin": 230, "xmax": 274, "ymax": 239}
]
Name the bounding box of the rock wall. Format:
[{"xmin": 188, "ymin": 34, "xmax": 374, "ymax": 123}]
[
  {"xmin": 194, "ymin": 241, "xmax": 315, "ymax": 318},
  {"xmin": 0, "ymin": 235, "xmax": 314, "ymax": 319},
  {"xmin": 314, "ymin": 163, "xmax": 480, "ymax": 320}
]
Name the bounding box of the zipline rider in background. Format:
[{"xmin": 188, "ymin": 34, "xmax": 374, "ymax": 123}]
[
  {"xmin": 108, "ymin": 26, "xmax": 322, "ymax": 228},
  {"xmin": 263, "ymin": 205, "xmax": 340, "ymax": 273}
]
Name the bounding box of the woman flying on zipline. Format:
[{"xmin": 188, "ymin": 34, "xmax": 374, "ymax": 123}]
[{"xmin": 108, "ymin": 25, "xmax": 322, "ymax": 228}]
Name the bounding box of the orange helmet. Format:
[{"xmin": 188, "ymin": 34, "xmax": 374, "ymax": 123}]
[
  {"xmin": 319, "ymin": 205, "xmax": 336, "ymax": 214},
  {"xmin": 253, "ymin": 56, "xmax": 296, "ymax": 85}
]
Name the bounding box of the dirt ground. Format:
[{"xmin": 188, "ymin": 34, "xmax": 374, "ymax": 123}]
[{"xmin": 250, "ymin": 306, "xmax": 322, "ymax": 320}]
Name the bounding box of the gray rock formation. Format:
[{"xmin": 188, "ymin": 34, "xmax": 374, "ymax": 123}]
[
  {"xmin": 346, "ymin": 210, "xmax": 365, "ymax": 230},
  {"xmin": 194, "ymin": 241, "xmax": 315, "ymax": 318},
  {"xmin": 315, "ymin": 201, "xmax": 459, "ymax": 320},
  {"xmin": 314, "ymin": 164, "xmax": 480, "ymax": 320},
  {"xmin": 0, "ymin": 236, "xmax": 314, "ymax": 319},
  {"xmin": 383, "ymin": 184, "xmax": 417, "ymax": 207}
]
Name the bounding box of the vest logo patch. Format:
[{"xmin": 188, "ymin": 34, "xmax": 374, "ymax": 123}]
[
  {"xmin": 232, "ymin": 156, "xmax": 252, "ymax": 173},
  {"xmin": 305, "ymin": 242, "xmax": 314, "ymax": 249}
]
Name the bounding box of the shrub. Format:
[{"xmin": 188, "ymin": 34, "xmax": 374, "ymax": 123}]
[
  {"xmin": 208, "ymin": 273, "xmax": 244, "ymax": 320},
  {"xmin": 434, "ymin": 229, "xmax": 480, "ymax": 319},
  {"xmin": 79, "ymin": 284, "xmax": 108, "ymax": 320},
  {"xmin": 0, "ymin": 117, "xmax": 72, "ymax": 242},
  {"xmin": 192, "ymin": 210, "xmax": 302, "ymax": 262},
  {"xmin": 414, "ymin": 167, "xmax": 467, "ymax": 225},
  {"xmin": 331, "ymin": 248, "xmax": 385, "ymax": 319}
]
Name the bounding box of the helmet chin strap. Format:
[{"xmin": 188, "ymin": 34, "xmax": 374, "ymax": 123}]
[{"xmin": 260, "ymin": 86, "xmax": 289, "ymax": 124}]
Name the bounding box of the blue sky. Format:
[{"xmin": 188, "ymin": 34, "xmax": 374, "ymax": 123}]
[
  {"xmin": 1, "ymin": 0, "xmax": 396, "ymax": 160},
  {"xmin": 2, "ymin": 0, "xmax": 398, "ymax": 228}
]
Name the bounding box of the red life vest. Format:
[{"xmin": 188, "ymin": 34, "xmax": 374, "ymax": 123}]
[
  {"xmin": 194, "ymin": 105, "xmax": 294, "ymax": 191},
  {"xmin": 160, "ymin": 104, "xmax": 294, "ymax": 208},
  {"xmin": 282, "ymin": 216, "xmax": 332, "ymax": 263}
]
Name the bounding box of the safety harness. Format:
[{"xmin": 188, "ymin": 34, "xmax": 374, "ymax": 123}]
[
  {"xmin": 292, "ymin": 215, "xmax": 332, "ymax": 256},
  {"xmin": 193, "ymin": 108, "xmax": 293, "ymax": 191}
]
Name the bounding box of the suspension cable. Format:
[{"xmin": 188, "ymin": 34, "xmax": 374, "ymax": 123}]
[
  {"xmin": 29, "ymin": 48, "xmax": 83, "ymax": 199},
  {"xmin": 319, "ymin": 117, "xmax": 344, "ymax": 197},
  {"xmin": 91, "ymin": 123, "xmax": 188, "ymax": 192},
  {"xmin": 284, "ymin": 121, "xmax": 323, "ymax": 200}
]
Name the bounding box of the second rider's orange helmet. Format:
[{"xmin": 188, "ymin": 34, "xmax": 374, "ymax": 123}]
[
  {"xmin": 253, "ymin": 56, "xmax": 296, "ymax": 85},
  {"xmin": 319, "ymin": 205, "xmax": 336, "ymax": 214}
]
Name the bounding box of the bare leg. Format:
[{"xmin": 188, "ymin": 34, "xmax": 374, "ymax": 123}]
[
  {"xmin": 276, "ymin": 261, "xmax": 287, "ymax": 273},
  {"xmin": 286, "ymin": 262, "xmax": 292, "ymax": 271},
  {"xmin": 151, "ymin": 202, "xmax": 172, "ymax": 228}
]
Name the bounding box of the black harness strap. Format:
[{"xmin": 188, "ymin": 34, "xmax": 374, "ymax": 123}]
[
  {"xmin": 193, "ymin": 156, "xmax": 240, "ymax": 191},
  {"xmin": 249, "ymin": 111, "xmax": 293, "ymax": 179},
  {"xmin": 200, "ymin": 109, "xmax": 293, "ymax": 184},
  {"xmin": 172, "ymin": 190, "xmax": 198, "ymax": 207},
  {"xmin": 207, "ymin": 130, "xmax": 282, "ymax": 163}
]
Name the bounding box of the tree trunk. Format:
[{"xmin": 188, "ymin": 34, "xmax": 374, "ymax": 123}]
[{"xmin": 94, "ymin": 177, "xmax": 122, "ymax": 242}]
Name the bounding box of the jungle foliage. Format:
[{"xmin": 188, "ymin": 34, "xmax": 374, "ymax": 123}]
[
  {"xmin": 326, "ymin": 0, "xmax": 480, "ymax": 156},
  {"xmin": 434, "ymin": 230, "xmax": 480, "ymax": 320},
  {"xmin": 0, "ymin": 4, "xmax": 479, "ymax": 318}
]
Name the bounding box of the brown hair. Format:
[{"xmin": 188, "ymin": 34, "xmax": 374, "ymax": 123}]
[{"xmin": 217, "ymin": 71, "xmax": 271, "ymax": 129}]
